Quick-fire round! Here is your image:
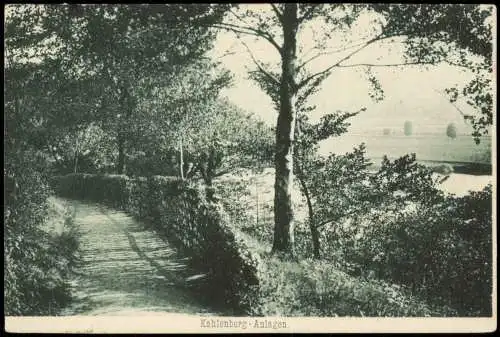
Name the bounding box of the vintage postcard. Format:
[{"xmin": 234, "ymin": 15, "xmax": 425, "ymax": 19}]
[{"xmin": 4, "ymin": 3, "xmax": 496, "ymax": 333}]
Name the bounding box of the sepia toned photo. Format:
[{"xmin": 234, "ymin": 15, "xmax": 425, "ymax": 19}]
[{"xmin": 4, "ymin": 3, "xmax": 496, "ymax": 333}]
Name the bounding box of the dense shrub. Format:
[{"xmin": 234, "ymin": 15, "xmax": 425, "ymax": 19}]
[
  {"xmin": 214, "ymin": 154, "xmax": 491, "ymax": 316},
  {"xmin": 244, "ymin": 257, "xmax": 456, "ymax": 317},
  {"xmin": 306, "ymin": 152, "xmax": 492, "ymax": 316},
  {"xmin": 212, "ymin": 173, "xmax": 456, "ymax": 316},
  {"xmin": 126, "ymin": 149, "xmax": 179, "ymax": 177},
  {"xmin": 5, "ymin": 154, "xmax": 79, "ymax": 315},
  {"xmin": 339, "ymin": 184, "xmax": 493, "ymax": 316},
  {"xmin": 52, "ymin": 173, "xmax": 261, "ymax": 313}
]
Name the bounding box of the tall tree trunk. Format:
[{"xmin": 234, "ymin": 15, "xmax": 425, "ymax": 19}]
[
  {"xmin": 272, "ymin": 3, "xmax": 298, "ymax": 259},
  {"xmin": 73, "ymin": 137, "xmax": 79, "ymax": 174},
  {"xmin": 179, "ymin": 136, "xmax": 185, "ymax": 180},
  {"xmin": 116, "ymin": 84, "xmax": 133, "ymax": 175},
  {"xmin": 296, "ymin": 163, "xmax": 321, "ymax": 259},
  {"xmin": 204, "ymin": 147, "xmax": 217, "ymax": 200},
  {"xmin": 73, "ymin": 150, "xmax": 79, "ymax": 174},
  {"xmin": 117, "ymin": 134, "xmax": 126, "ymax": 174}
]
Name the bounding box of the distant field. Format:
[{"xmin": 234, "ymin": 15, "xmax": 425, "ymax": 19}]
[{"xmin": 319, "ymin": 134, "xmax": 493, "ymax": 165}]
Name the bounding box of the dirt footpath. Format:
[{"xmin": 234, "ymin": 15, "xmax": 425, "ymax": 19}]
[{"xmin": 59, "ymin": 198, "xmax": 218, "ymax": 316}]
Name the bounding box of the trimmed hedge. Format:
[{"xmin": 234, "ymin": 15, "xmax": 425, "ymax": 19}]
[
  {"xmin": 52, "ymin": 173, "xmax": 261, "ymax": 313},
  {"xmin": 51, "ymin": 173, "xmax": 132, "ymax": 209}
]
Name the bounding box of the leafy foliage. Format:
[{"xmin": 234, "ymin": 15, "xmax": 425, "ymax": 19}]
[
  {"xmin": 4, "ymin": 40, "xmax": 81, "ymax": 315},
  {"xmin": 341, "ymin": 185, "xmax": 493, "ymax": 316},
  {"xmin": 125, "ymin": 59, "xmax": 233, "ymax": 178},
  {"xmin": 184, "ymin": 99, "xmax": 275, "ymax": 186},
  {"xmin": 4, "ymin": 163, "xmax": 79, "ymax": 315},
  {"xmin": 297, "ymin": 144, "xmax": 491, "ymax": 315},
  {"xmin": 246, "ymin": 257, "xmax": 456, "ymax": 317},
  {"xmin": 5, "ymin": 4, "xmax": 493, "ymax": 317},
  {"xmin": 445, "ymin": 71, "xmax": 493, "ymax": 143},
  {"xmin": 5, "ymin": 4, "xmax": 233, "ymax": 174}
]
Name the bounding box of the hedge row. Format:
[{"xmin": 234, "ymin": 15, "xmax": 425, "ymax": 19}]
[{"xmin": 51, "ymin": 173, "xmax": 262, "ymax": 313}]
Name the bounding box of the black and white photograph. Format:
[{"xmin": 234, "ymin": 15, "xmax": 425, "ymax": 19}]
[{"xmin": 4, "ymin": 3, "xmax": 496, "ymax": 333}]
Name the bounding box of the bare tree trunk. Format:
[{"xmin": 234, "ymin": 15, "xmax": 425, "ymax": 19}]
[
  {"xmin": 179, "ymin": 136, "xmax": 185, "ymax": 180},
  {"xmin": 204, "ymin": 147, "xmax": 217, "ymax": 200},
  {"xmin": 256, "ymin": 180, "xmax": 259, "ymax": 228},
  {"xmin": 117, "ymin": 135, "xmax": 126, "ymax": 174},
  {"xmin": 296, "ymin": 163, "xmax": 321, "ymax": 259},
  {"xmin": 73, "ymin": 150, "xmax": 79, "ymax": 174},
  {"xmin": 272, "ymin": 3, "xmax": 298, "ymax": 259},
  {"xmin": 73, "ymin": 137, "xmax": 79, "ymax": 174},
  {"xmin": 116, "ymin": 84, "xmax": 134, "ymax": 175}
]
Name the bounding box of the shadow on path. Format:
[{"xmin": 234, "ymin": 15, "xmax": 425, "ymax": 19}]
[{"xmin": 59, "ymin": 198, "xmax": 221, "ymax": 316}]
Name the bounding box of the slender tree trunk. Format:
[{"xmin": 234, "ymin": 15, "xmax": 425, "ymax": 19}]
[
  {"xmin": 117, "ymin": 134, "xmax": 126, "ymax": 174},
  {"xmin": 116, "ymin": 84, "xmax": 133, "ymax": 175},
  {"xmin": 73, "ymin": 137, "xmax": 79, "ymax": 174},
  {"xmin": 272, "ymin": 3, "xmax": 299, "ymax": 259},
  {"xmin": 256, "ymin": 181, "xmax": 259, "ymax": 228},
  {"xmin": 204, "ymin": 147, "xmax": 217, "ymax": 200},
  {"xmin": 179, "ymin": 136, "xmax": 185, "ymax": 180},
  {"xmin": 73, "ymin": 150, "xmax": 79, "ymax": 174},
  {"xmin": 296, "ymin": 163, "xmax": 321, "ymax": 259}
]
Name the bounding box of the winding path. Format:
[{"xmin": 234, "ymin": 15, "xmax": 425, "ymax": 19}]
[{"xmin": 60, "ymin": 198, "xmax": 218, "ymax": 316}]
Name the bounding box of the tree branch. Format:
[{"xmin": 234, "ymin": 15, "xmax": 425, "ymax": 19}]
[
  {"xmin": 228, "ymin": 7, "xmax": 249, "ymax": 24},
  {"xmin": 270, "ymin": 4, "xmax": 284, "ymax": 24},
  {"xmin": 433, "ymin": 88, "xmax": 469, "ymax": 118},
  {"xmin": 335, "ymin": 61, "xmax": 438, "ymax": 68},
  {"xmin": 314, "ymin": 218, "xmax": 337, "ymax": 229},
  {"xmin": 297, "ymin": 34, "xmax": 386, "ymax": 90},
  {"xmin": 214, "ymin": 168, "xmax": 233, "ymax": 178},
  {"xmin": 336, "ymin": 60, "xmax": 471, "ymax": 69},
  {"xmin": 214, "ymin": 22, "xmax": 282, "ymax": 55},
  {"xmin": 314, "ymin": 209, "xmax": 359, "ymax": 229},
  {"xmin": 239, "ymin": 38, "xmax": 280, "ymax": 86},
  {"xmin": 204, "ymin": 51, "xmax": 238, "ymax": 60},
  {"xmin": 296, "ymin": 40, "xmax": 372, "ymax": 72}
]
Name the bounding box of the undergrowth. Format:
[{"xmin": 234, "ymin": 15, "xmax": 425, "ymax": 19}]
[{"xmin": 5, "ymin": 192, "xmax": 80, "ymax": 316}]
